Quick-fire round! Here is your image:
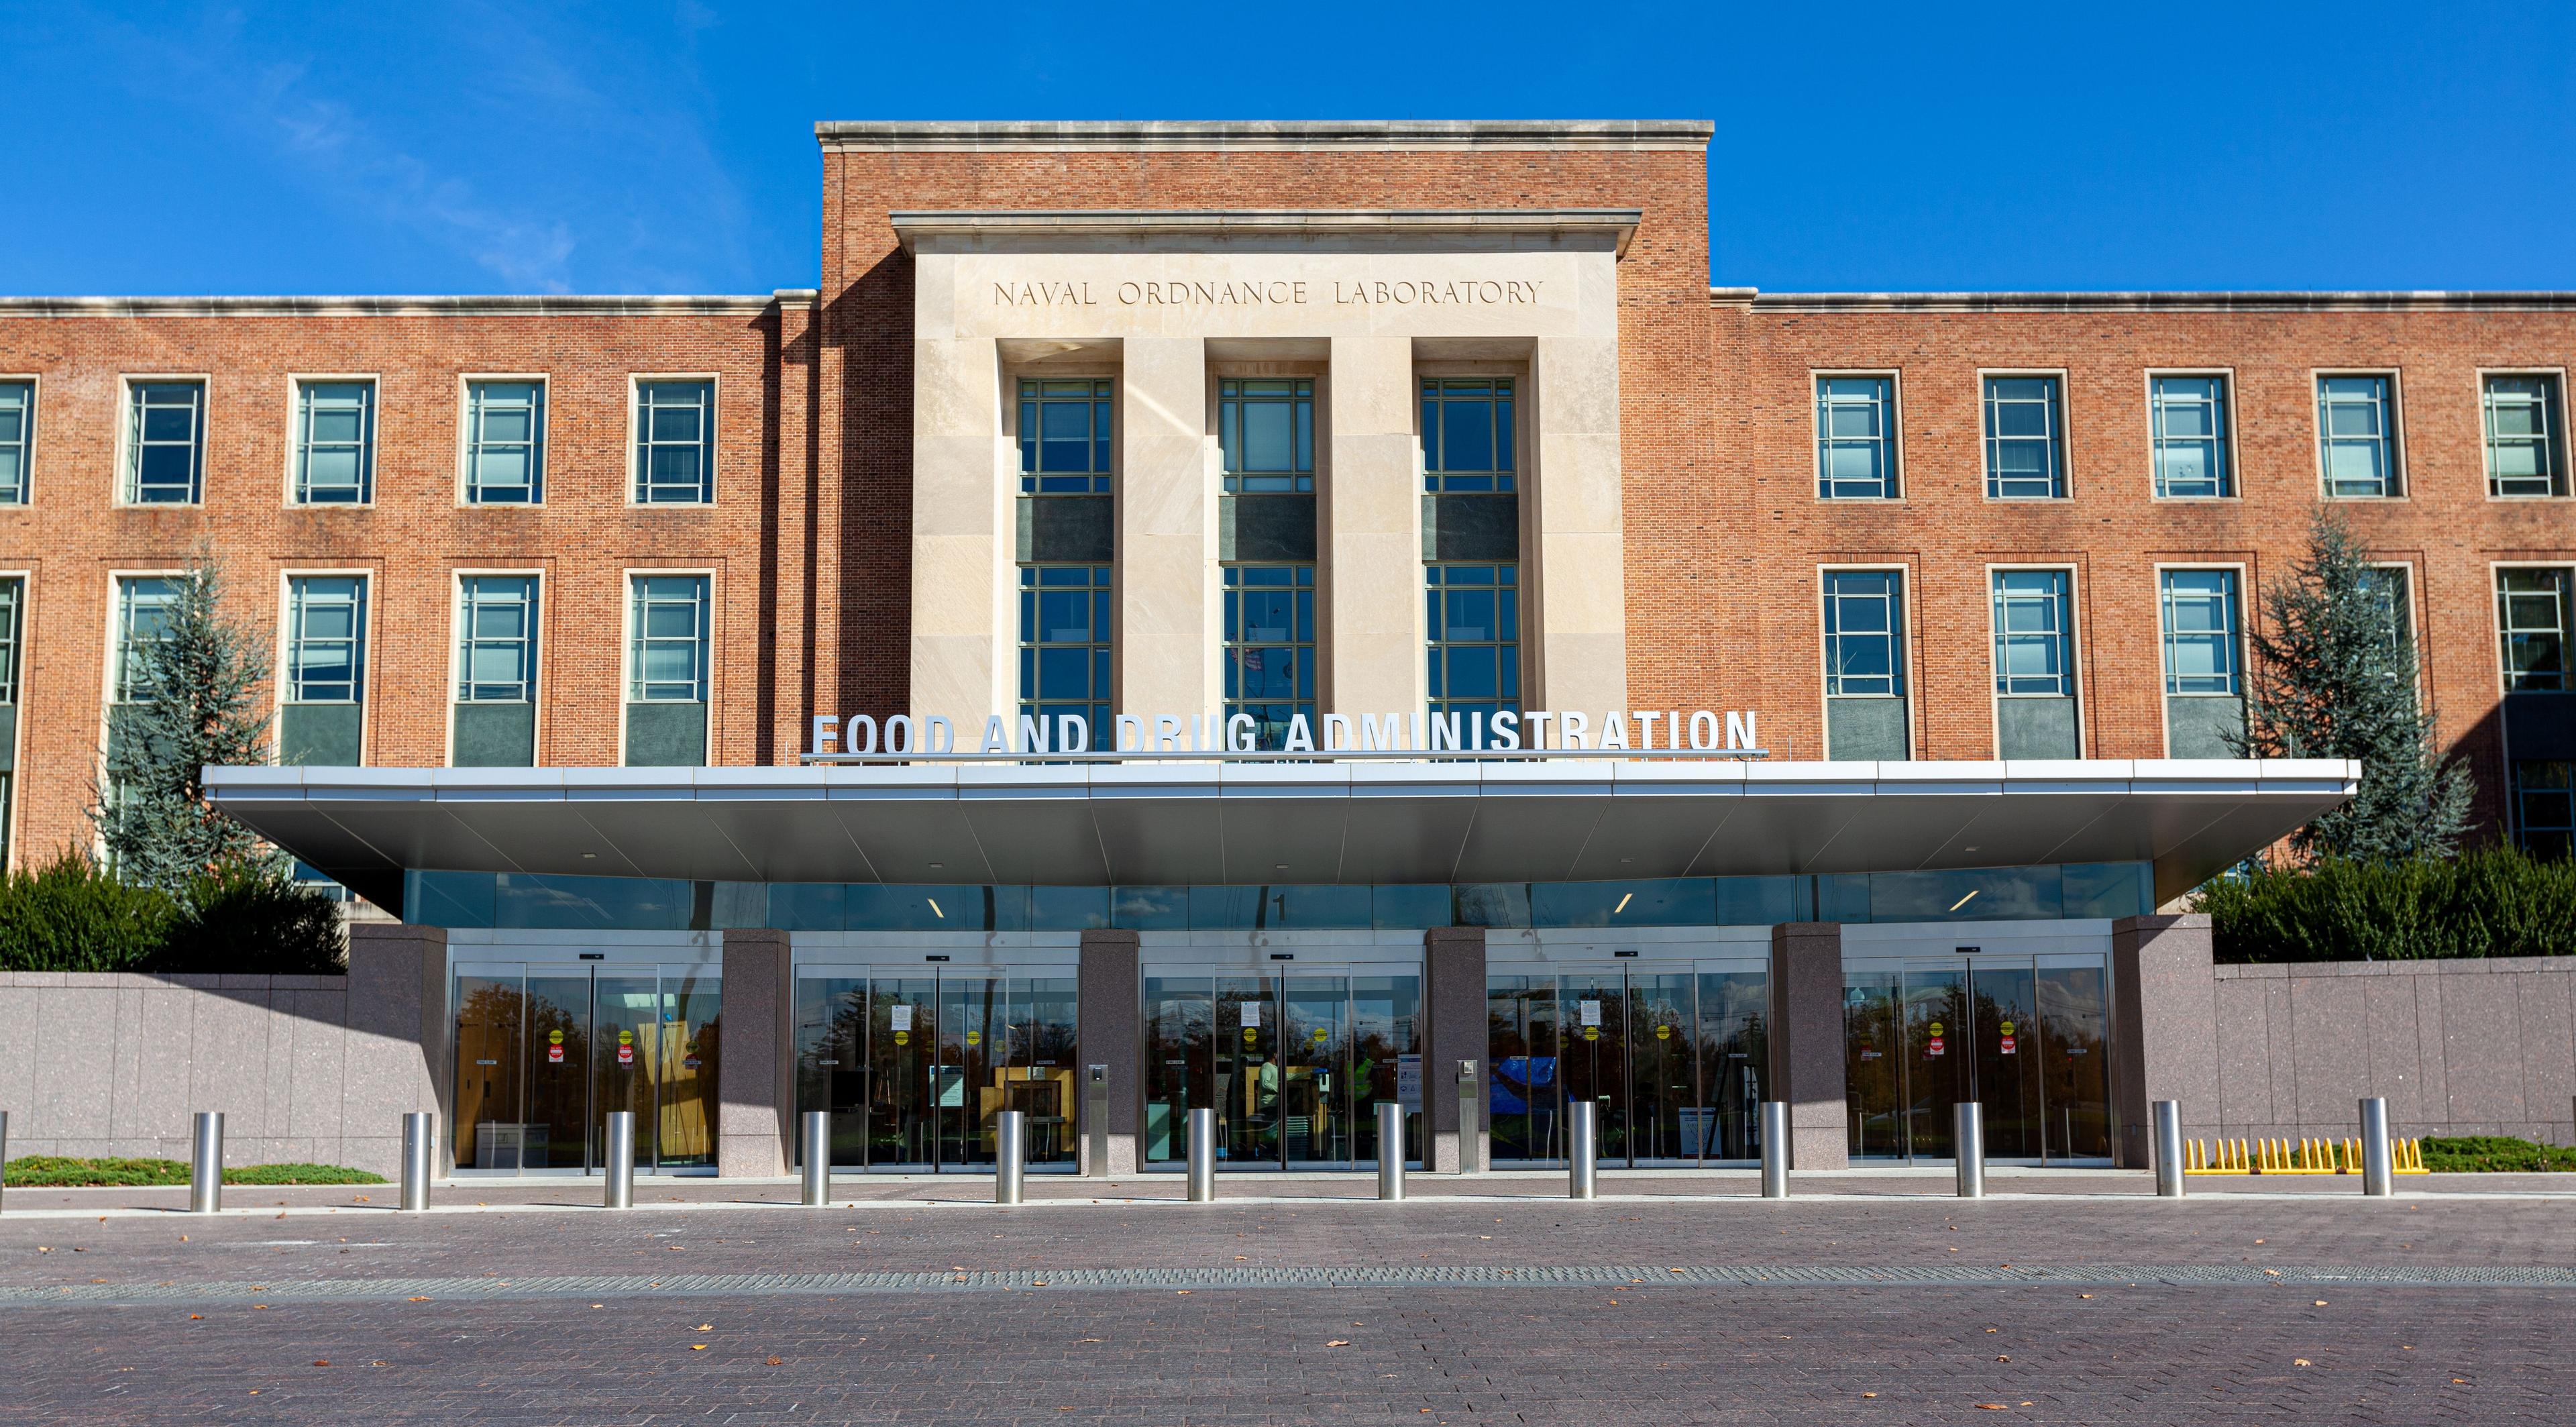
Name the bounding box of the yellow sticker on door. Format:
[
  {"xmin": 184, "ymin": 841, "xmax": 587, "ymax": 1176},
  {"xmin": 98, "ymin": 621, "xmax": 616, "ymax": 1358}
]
[
  {"xmin": 617, "ymin": 1029, "xmax": 635, "ymax": 1067},
  {"xmin": 1925, "ymin": 1021, "xmax": 1945, "ymax": 1058},
  {"xmin": 548, "ymin": 1028, "xmax": 565, "ymax": 1064},
  {"xmin": 1999, "ymin": 1020, "xmax": 2018, "ymax": 1055}
]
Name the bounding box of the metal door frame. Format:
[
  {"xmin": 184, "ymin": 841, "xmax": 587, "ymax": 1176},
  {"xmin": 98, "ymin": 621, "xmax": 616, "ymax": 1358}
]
[
  {"xmin": 1140, "ymin": 959, "xmax": 1425, "ymax": 1173},
  {"xmin": 1847, "ymin": 949, "xmax": 2116, "ymax": 1167},
  {"xmin": 449, "ymin": 959, "xmax": 717, "ymax": 1177}
]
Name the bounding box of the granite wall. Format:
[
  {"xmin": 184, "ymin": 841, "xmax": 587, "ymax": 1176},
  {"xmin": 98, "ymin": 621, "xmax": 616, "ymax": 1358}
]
[{"xmin": 2212, "ymin": 957, "xmax": 2576, "ymax": 1147}]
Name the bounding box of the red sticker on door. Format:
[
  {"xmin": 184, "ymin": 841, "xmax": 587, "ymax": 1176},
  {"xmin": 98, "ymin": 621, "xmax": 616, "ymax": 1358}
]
[
  {"xmin": 1925, "ymin": 1020, "xmax": 1945, "ymax": 1057},
  {"xmin": 1999, "ymin": 1020, "xmax": 2018, "ymax": 1055},
  {"xmin": 547, "ymin": 1028, "xmax": 565, "ymax": 1064},
  {"xmin": 616, "ymin": 1029, "xmax": 635, "ymax": 1067}
]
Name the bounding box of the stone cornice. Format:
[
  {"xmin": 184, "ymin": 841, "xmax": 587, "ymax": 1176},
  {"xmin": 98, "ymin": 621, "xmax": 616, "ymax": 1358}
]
[
  {"xmin": 892, "ymin": 209, "xmax": 1643, "ymax": 256},
  {"xmin": 818, "ymin": 120, "xmax": 1714, "ymax": 152},
  {"xmin": 0, "ymin": 295, "xmax": 787, "ymax": 319},
  {"xmin": 1737, "ymin": 288, "xmax": 2576, "ymax": 313}
]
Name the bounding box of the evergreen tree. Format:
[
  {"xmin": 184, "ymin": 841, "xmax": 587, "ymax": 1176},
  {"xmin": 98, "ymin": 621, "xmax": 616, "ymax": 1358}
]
[
  {"xmin": 92, "ymin": 547, "xmax": 281, "ymax": 892},
  {"xmin": 2231, "ymin": 509, "xmax": 2473, "ymax": 861}
]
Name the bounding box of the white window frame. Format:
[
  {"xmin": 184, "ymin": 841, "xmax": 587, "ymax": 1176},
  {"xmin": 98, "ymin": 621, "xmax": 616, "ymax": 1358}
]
[
  {"xmin": 2312, "ymin": 368, "xmax": 2407, "ymax": 500},
  {"xmin": 2360, "ymin": 559, "xmax": 2427, "ymax": 701},
  {"xmin": 618, "ymin": 566, "xmax": 718, "ymax": 766},
  {"xmin": 457, "ymin": 373, "xmax": 550, "ymax": 507},
  {"xmin": 282, "ymin": 374, "xmax": 379, "ymax": 508},
  {"xmin": 114, "ymin": 374, "xmax": 210, "ymax": 507},
  {"xmin": 1977, "ymin": 368, "xmax": 2072, "ymax": 501},
  {"xmin": 2491, "ymin": 560, "xmax": 2576, "ymax": 699},
  {"xmin": 2153, "ymin": 561, "xmax": 2249, "ymax": 757},
  {"xmin": 2476, "ymin": 367, "xmax": 2569, "ymax": 502},
  {"xmin": 0, "ymin": 374, "xmax": 38, "ymax": 507},
  {"xmin": 274, "ymin": 567, "xmax": 377, "ymax": 765},
  {"xmin": 1984, "ymin": 562, "xmax": 2085, "ymax": 759},
  {"xmin": 1809, "ymin": 369, "xmax": 1905, "ymax": 501},
  {"xmin": 98, "ymin": 568, "xmax": 187, "ymax": 833},
  {"xmin": 627, "ymin": 373, "xmax": 720, "ymax": 507},
  {"xmin": 0, "ymin": 568, "xmax": 31, "ymax": 870},
  {"xmin": 1815, "ymin": 562, "xmax": 1915, "ymax": 759},
  {"xmin": 444, "ymin": 568, "xmax": 548, "ymax": 768},
  {"xmin": 2142, "ymin": 368, "xmax": 2238, "ymax": 501}
]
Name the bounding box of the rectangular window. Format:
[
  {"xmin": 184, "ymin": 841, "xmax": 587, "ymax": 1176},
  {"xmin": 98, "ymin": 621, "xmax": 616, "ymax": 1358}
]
[
  {"xmin": 1421, "ymin": 378, "xmax": 1515, "ymax": 493},
  {"xmin": 125, "ymin": 381, "xmax": 205, "ymax": 505},
  {"xmin": 2499, "ymin": 568, "xmax": 2573, "ymax": 693},
  {"xmin": 0, "ymin": 381, "xmax": 31, "ymax": 504},
  {"xmin": 292, "ymin": 380, "xmax": 374, "ymax": 504},
  {"xmin": 2149, "ymin": 374, "xmax": 2232, "ymax": 498},
  {"xmin": 1982, "ymin": 375, "xmax": 2065, "ymax": 498},
  {"xmin": 113, "ymin": 575, "xmax": 183, "ymax": 703},
  {"xmin": 281, "ymin": 575, "xmax": 367, "ymax": 767},
  {"xmin": 456, "ymin": 576, "xmax": 540, "ymax": 703},
  {"xmin": 2359, "ymin": 564, "xmax": 2414, "ymax": 662},
  {"xmin": 1823, "ymin": 570, "xmax": 1907, "ymax": 697},
  {"xmin": 1018, "ymin": 378, "xmax": 1114, "ymax": 494},
  {"xmin": 465, "ymin": 380, "xmax": 545, "ymax": 503},
  {"xmin": 629, "ymin": 575, "xmax": 710, "ymax": 702},
  {"xmin": 1220, "ymin": 378, "xmax": 1313, "ymax": 493},
  {"xmin": 2515, "ymin": 761, "xmax": 2574, "ymax": 859},
  {"xmin": 633, "ymin": 380, "xmax": 714, "ymax": 503},
  {"xmin": 2318, "ymin": 374, "xmax": 2400, "ymax": 498},
  {"xmin": 0, "ymin": 576, "xmax": 19, "ymax": 869},
  {"xmin": 1224, "ymin": 564, "xmax": 1314, "ymax": 748},
  {"xmin": 1992, "ymin": 570, "xmax": 2074, "ymax": 696},
  {"xmin": 1815, "ymin": 375, "xmax": 1898, "ymax": 499},
  {"xmin": 1018, "ymin": 564, "xmax": 1112, "ymax": 733},
  {"xmin": 2160, "ymin": 570, "xmax": 2242, "ymax": 696},
  {"xmin": 2484, "ymin": 374, "xmax": 2565, "ymax": 498},
  {"xmin": 1425, "ymin": 564, "xmax": 1519, "ymax": 720}
]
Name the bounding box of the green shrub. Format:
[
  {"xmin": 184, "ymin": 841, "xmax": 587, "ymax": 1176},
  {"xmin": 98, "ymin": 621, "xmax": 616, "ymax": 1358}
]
[
  {"xmin": 2196, "ymin": 847, "xmax": 2576, "ymax": 963},
  {"xmin": 0, "ymin": 851, "xmax": 176, "ymax": 973},
  {"xmin": 2, "ymin": 1156, "xmax": 385, "ymax": 1186},
  {"xmin": 2418, "ymin": 1136, "xmax": 2576, "ymax": 1173},
  {"xmin": 152, "ymin": 860, "xmax": 345, "ymax": 975}
]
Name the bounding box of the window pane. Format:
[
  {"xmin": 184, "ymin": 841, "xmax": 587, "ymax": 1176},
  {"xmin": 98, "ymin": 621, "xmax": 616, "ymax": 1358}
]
[
  {"xmin": 2499, "ymin": 568, "xmax": 2573, "ymax": 692},
  {"xmin": 0, "ymin": 382, "xmax": 31, "ymax": 504},
  {"xmin": 629, "ymin": 574, "xmax": 710, "ymax": 702},
  {"xmin": 2485, "ymin": 374, "xmax": 2564, "ymax": 498},
  {"xmin": 1426, "ymin": 562, "xmax": 1519, "ymax": 727},
  {"xmin": 2150, "ymin": 375, "xmax": 2231, "ymax": 498},
  {"xmin": 634, "ymin": 382, "xmax": 715, "ymax": 503},
  {"xmin": 2318, "ymin": 376, "xmax": 2398, "ymax": 498},
  {"xmin": 2161, "ymin": 570, "xmax": 2241, "ymax": 695},
  {"xmin": 1018, "ymin": 564, "xmax": 1112, "ymax": 733},
  {"xmin": 1982, "ymin": 376, "xmax": 2063, "ymax": 498},
  {"xmin": 1019, "ymin": 379, "xmax": 1114, "ymax": 494},
  {"xmin": 1816, "ymin": 376, "xmax": 1896, "ymax": 499},
  {"xmin": 1992, "ymin": 570, "xmax": 2074, "ymax": 696},
  {"xmin": 287, "ymin": 575, "xmax": 368, "ymax": 704},
  {"xmin": 1822, "ymin": 570, "xmax": 1906, "ymax": 697},
  {"xmin": 458, "ymin": 576, "xmax": 539, "ymax": 702},
  {"xmin": 1422, "ymin": 379, "xmax": 1515, "ymax": 493},
  {"xmin": 467, "ymin": 381, "xmax": 545, "ymax": 503},
  {"xmin": 127, "ymin": 383, "xmax": 204, "ymax": 504}
]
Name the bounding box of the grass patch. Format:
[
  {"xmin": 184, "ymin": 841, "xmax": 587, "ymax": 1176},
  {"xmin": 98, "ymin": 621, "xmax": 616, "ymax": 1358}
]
[
  {"xmin": 3, "ymin": 1155, "xmax": 385, "ymax": 1187},
  {"xmin": 2418, "ymin": 1136, "xmax": 2576, "ymax": 1173}
]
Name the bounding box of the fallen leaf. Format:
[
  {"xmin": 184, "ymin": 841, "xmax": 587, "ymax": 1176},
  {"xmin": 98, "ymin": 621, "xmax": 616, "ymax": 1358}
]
[
  {"xmin": 696, "ymin": 1324, "xmax": 713, "ymax": 1331},
  {"xmin": 690, "ymin": 1344, "xmax": 708, "ymax": 1351},
  {"xmin": 766, "ymin": 1357, "xmax": 783, "ymax": 1366},
  {"xmin": 2313, "ymin": 1300, "xmax": 2328, "ymax": 1307},
  {"xmin": 1974, "ymin": 1406, "xmax": 2006, "ymax": 1412},
  {"xmin": 2294, "ymin": 1359, "xmax": 2311, "ymax": 1368},
  {"xmin": 2453, "ymin": 1378, "xmax": 2469, "ymax": 1384},
  {"xmin": 1326, "ymin": 1340, "xmax": 1351, "ymax": 1347},
  {"xmin": 1862, "ymin": 1392, "xmax": 1878, "ymax": 1399},
  {"xmin": 1996, "ymin": 1355, "xmax": 2009, "ymax": 1362},
  {"xmin": 313, "ymin": 1361, "xmax": 329, "ymax": 1367},
  {"xmin": 188, "ymin": 1315, "xmax": 202, "ymax": 1321},
  {"xmin": 407, "ymin": 1296, "xmax": 431, "ymax": 1302}
]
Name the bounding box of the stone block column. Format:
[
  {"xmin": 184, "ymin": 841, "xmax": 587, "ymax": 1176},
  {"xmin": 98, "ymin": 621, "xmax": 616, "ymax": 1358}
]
[
  {"xmin": 1768, "ymin": 922, "xmax": 1848, "ymax": 1170},
  {"xmin": 1077, "ymin": 929, "xmax": 1141, "ymax": 1175},
  {"xmin": 1119, "ymin": 337, "xmax": 1216, "ymax": 721},
  {"xmin": 1325, "ymin": 335, "xmax": 1424, "ymax": 717},
  {"xmin": 1527, "ymin": 331, "xmax": 1626, "ymax": 716},
  {"xmin": 2112, "ymin": 914, "xmax": 2220, "ymax": 1168},
  {"xmin": 910, "ymin": 334, "xmax": 1014, "ymax": 723},
  {"xmin": 1422, "ymin": 927, "xmax": 1487, "ymax": 1173},
  {"xmin": 345, "ymin": 923, "xmax": 448, "ymax": 1173},
  {"xmin": 717, "ymin": 929, "xmax": 792, "ymax": 1177}
]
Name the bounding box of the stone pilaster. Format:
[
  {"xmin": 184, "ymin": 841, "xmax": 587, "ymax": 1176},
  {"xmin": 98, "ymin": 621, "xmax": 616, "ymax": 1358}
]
[
  {"xmin": 1118, "ymin": 337, "xmax": 1216, "ymax": 720},
  {"xmin": 1422, "ymin": 927, "xmax": 1487, "ymax": 1173},
  {"xmin": 345, "ymin": 922, "xmax": 448, "ymax": 1173},
  {"xmin": 1767, "ymin": 922, "xmax": 1848, "ymax": 1170},
  {"xmin": 716, "ymin": 929, "xmax": 792, "ymax": 1177},
  {"xmin": 2112, "ymin": 914, "xmax": 2220, "ymax": 1168},
  {"xmin": 1324, "ymin": 335, "xmax": 1424, "ymax": 717},
  {"xmin": 1077, "ymin": 929, "xmax": 1142, "ymax": 1175}
]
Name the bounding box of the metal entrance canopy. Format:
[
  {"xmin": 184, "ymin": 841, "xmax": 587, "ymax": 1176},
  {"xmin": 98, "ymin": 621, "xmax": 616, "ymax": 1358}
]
[{"xmin": 206, "ymin": 757, "xmax": 2356, "ymax": 909}]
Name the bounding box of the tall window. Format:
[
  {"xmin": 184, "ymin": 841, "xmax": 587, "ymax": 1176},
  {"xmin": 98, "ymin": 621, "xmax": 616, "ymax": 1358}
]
[
  {"xmin": 124, "ymin": 381, "xmax": 205, "ymax": 505},
  {"xmin": 1426, "ymin": 564, "xmax": 1518, "ymax": 723},
  {"xmin": 113, "ymin": 575, "xmax": 183, "ymax": 702},
  {"xmin": 1220, "ymin": 378, "xmax": 1313, "ymax": 492},
  {"xmin": 1018, "ymin": 379, "xmax": 1113, "ymax": 493},
  {"xmin": 453, "ymin": 575, "xmax": 539, "ymax": 768},
  {"xmin": 2149, "ymin": 374, "xmax": 2231, "ymax": 498},
  {"xmin": 2318, "ymin": 374, "xmax": 2400, "ymax": 498},
  {"xmin": 1983, "ymin": 376, "xmax": 2065, "ymax": 499},
  {"xmin": 2160, "ymin": 570, "xmax": 2241, "ymax": 696},
  {"xmin": 1816, "ymin": 375, "xmax": 1898, "ymax": 499},
  {"xmin": 1421, "ymin": 378, "xmax": 1515, "ymax": 492},
  {"xmin": 0, "ymin": 577, "xmax": 22, "ymax": 868},
  {"xmin": 2498, "ymin": 568, "xmax": 2572, "ymax": 692},
  {"xmin": 466, "ymin": 380, "xmax": 545, "ymax": 504},
  {"xmin": 1018, "ymin": 565, "xmax": 1111, "ymax": 734},
  {"xmin": 627, "ymin": 574, "xmax": 710, "ymax": 767},
  {"xmin": 1823, "ymin": 570, "xmax": 1907, "ymax": 698},
  {"xmin": 0, "ymin": 381, "xmax": 31, "ymax": 505},
  {"xmin": 282, "ymin": 575, "xmax": 367, "ymax": 767},
  {"xmin": 2484, "ymin": 374, "xmax": 2565, "ymax": 498},
  {"xmin": 1992, "ymin": 570, "xmax": 2074, "ymax": 696},
  {"xmin": 633, "ymin": 380, "xmax": 715, "ymax": 503},
  {"xmin": 291, "ymin": 380, "xmax": 374, "ymax": 505},
  {"xmin": 2516, "ymin": 761, "xmax": 2574, "ymax": 859},
  {"xmin": 2359, "ymin": 565, "xmax": 2415, "ymax": 665},
  {"xmin": 1224, "ymin": 565, "xmax": 1313, "ymax": 747}
]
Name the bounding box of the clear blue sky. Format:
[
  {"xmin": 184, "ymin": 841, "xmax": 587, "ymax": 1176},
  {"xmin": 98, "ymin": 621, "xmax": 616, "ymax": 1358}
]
[{"xmin": 9, "ymin": 3, "xmax": 2573, "ymax": 297}]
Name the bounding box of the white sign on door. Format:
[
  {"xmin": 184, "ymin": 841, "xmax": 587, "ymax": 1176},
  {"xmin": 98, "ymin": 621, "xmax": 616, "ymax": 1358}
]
[
  {"xmin": 1578, "ymin": 999, "xmax": 1602, "ymax": 1028},
  {"xmin": 1395, "ymin": 1053, "xmax": 1423, "ymax": 1112},
  {"xmin": 1240, "ymin": 1002, "xmax": 1261, "ymax": 1030},
  {"xmin": 890, "ymin": 1004, "xmax": 914, "ymax": 1033}
]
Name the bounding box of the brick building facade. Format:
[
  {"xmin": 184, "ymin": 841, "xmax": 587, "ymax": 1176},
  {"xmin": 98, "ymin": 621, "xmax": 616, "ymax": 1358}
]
[{"xmin": 1, "ymin": 121, "xmax": 2568, "ymax": 885}]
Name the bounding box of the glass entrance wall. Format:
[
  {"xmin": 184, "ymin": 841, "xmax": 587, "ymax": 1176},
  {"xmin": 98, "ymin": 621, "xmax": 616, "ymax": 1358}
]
[
  {"xmin": 792, "ymin": 963, "xmax": 1080, "ymax": 1173},
  {"xmin": 1486, "ymin": 950, "xmax": 1772, "ymax": 1167},
  {"xmin": 1142, "ymin": 968, "xmax": 1422, "ymax": 1170},
  {"xmin": 1842, "ymin": 943, "xmax": 2115, "ymax": 1164},
  {"xmin": 449, "ymin": 956, "xmax": 721, "ymax": 1174}
]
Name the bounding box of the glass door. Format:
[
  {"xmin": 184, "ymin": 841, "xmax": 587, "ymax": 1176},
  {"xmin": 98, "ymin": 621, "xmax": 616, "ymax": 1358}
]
[
  {"xmin": 451, "ymin": 963, "xmax": 722, "ymax": 1175},
  {"xmin": 1138, "ymin": 969, "xmax": 1422, "ymax": 1171},
  {"xmin": 1142, "ymin": 977, "xmax": 1210, "ymax": 1166},
  {"xmin": 1695, "ymin": 966, "xmax": 1770, "ymax": 1160},
  {"xmin": 1486, "ymin": 976, "xmax": 1559, "ymax": 1162},
  {"xmin": 2037, "ymin": 960, "xmax": 2112, "ymax": 1160},
  {"xmin": 1558, "ymin": 971, "xmax": 1629, "ymax": 1164},
  {"xmin": 1900, "ymin": 965, "xmax": 1968, "ymax": 1161},
  {"xmin": 1844, "ymin": 955, "xmax": 2114, "ymax": 1164},
  {"xmin": 452, "ymin": 975, "xmax": 525, "ymax": 1169},
  {"xmin": 525, "ymin": 971, "xmax": 592, "ymax": 1171},
  {"xmin": 1280, "ymin": 975, "xmax": 1351, "ymax": 1167},
  {"xmin": 1627, "ymin": 972, "xmax": 1697, "ymax": 1166},
  {"xmin": 1215, "ymin": 976, "xmax": 1279, "ymax": 1165},
  {"xmin": 868, "ymin": 977, "xmax": 939, "ymax": 1167},
  {"xmin": 793, "ymin": 970, "xmax": 1083, "ymax": 1173}
]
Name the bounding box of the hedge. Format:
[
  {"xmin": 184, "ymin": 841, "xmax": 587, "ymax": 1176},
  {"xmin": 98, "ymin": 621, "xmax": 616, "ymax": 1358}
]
[
  {"xmin": 1, "ymin": 1156, "xmax": 386, "ymax": 1187},
  {"xmin": 0, "ymin": 851, "xmax": 343, "ymax": 975},
  {"xmin": 2196, "ymin": 848, "xmax": 2576, "ymax": 963},
  {"xmin": 2416, "ymin": 1137, "xmax": 2576, "ymax": 1173}
]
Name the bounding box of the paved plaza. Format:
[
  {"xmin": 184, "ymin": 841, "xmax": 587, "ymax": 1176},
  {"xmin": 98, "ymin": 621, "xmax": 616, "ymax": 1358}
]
[{"xmin": 5, "ymin": 1175, "xmax": 2572, "ymax": 1423}]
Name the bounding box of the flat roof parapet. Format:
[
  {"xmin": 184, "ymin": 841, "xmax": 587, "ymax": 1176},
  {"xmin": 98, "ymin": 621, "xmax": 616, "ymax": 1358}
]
[
  {"xmin": 1740, "ymin": 289, "xmax": 2576, "ymax": 312},
  {"xmin": 816, "ymin": 119, "xmax": 1716, "ymax": 152}
]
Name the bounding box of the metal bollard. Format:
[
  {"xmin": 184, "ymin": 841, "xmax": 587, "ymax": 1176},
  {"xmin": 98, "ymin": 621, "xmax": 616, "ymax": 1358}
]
[
  {"xmin": 603, "ymin": 1111, "xmax": 636, "ymax": 1209},
  {"xmin": 2359, "ymin": 1097, "xmax": 2394, "ymax": 1198},
  {"xmin": 801, "ymin": 1110, "xmax": 832, "ymax": 1207},
  {"xmin": 1456, "ymin": 1059, "xmax": 1481, "ymax": 1175},
  {"xmin": 1186, "ymin": 1107, "xmax": 1216, "ymax": 1204},
  {"xmin": 1953, "ymin": 1102, "xmax": 1985, "ymax": 1199},
  {"xmin": 1759, "ymin": 1101, "xmax": 1790, "ymax": 1200},
  {"xmin": 1377, "ymin": 1101, "xmax": 1406, "ymax": 1202},
  {"xmin": 400, "ymin": 1111, "xmax": 435, "ymax": 1212},
  {"xmin": 1568, "ymin": 1099, "xmax": 1599, "ymax": 1200},
  {"xmin": 189, "ymin": 1112, "xmax": 224, "ymax": 1214},
  {"xmin": 996, "ymin": 1110, "xmax": 1026, "ymax": 1206},
  {"xmin": 2152, "ymin": 1100, "xmax": 2186, "ymax": 1198}
]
